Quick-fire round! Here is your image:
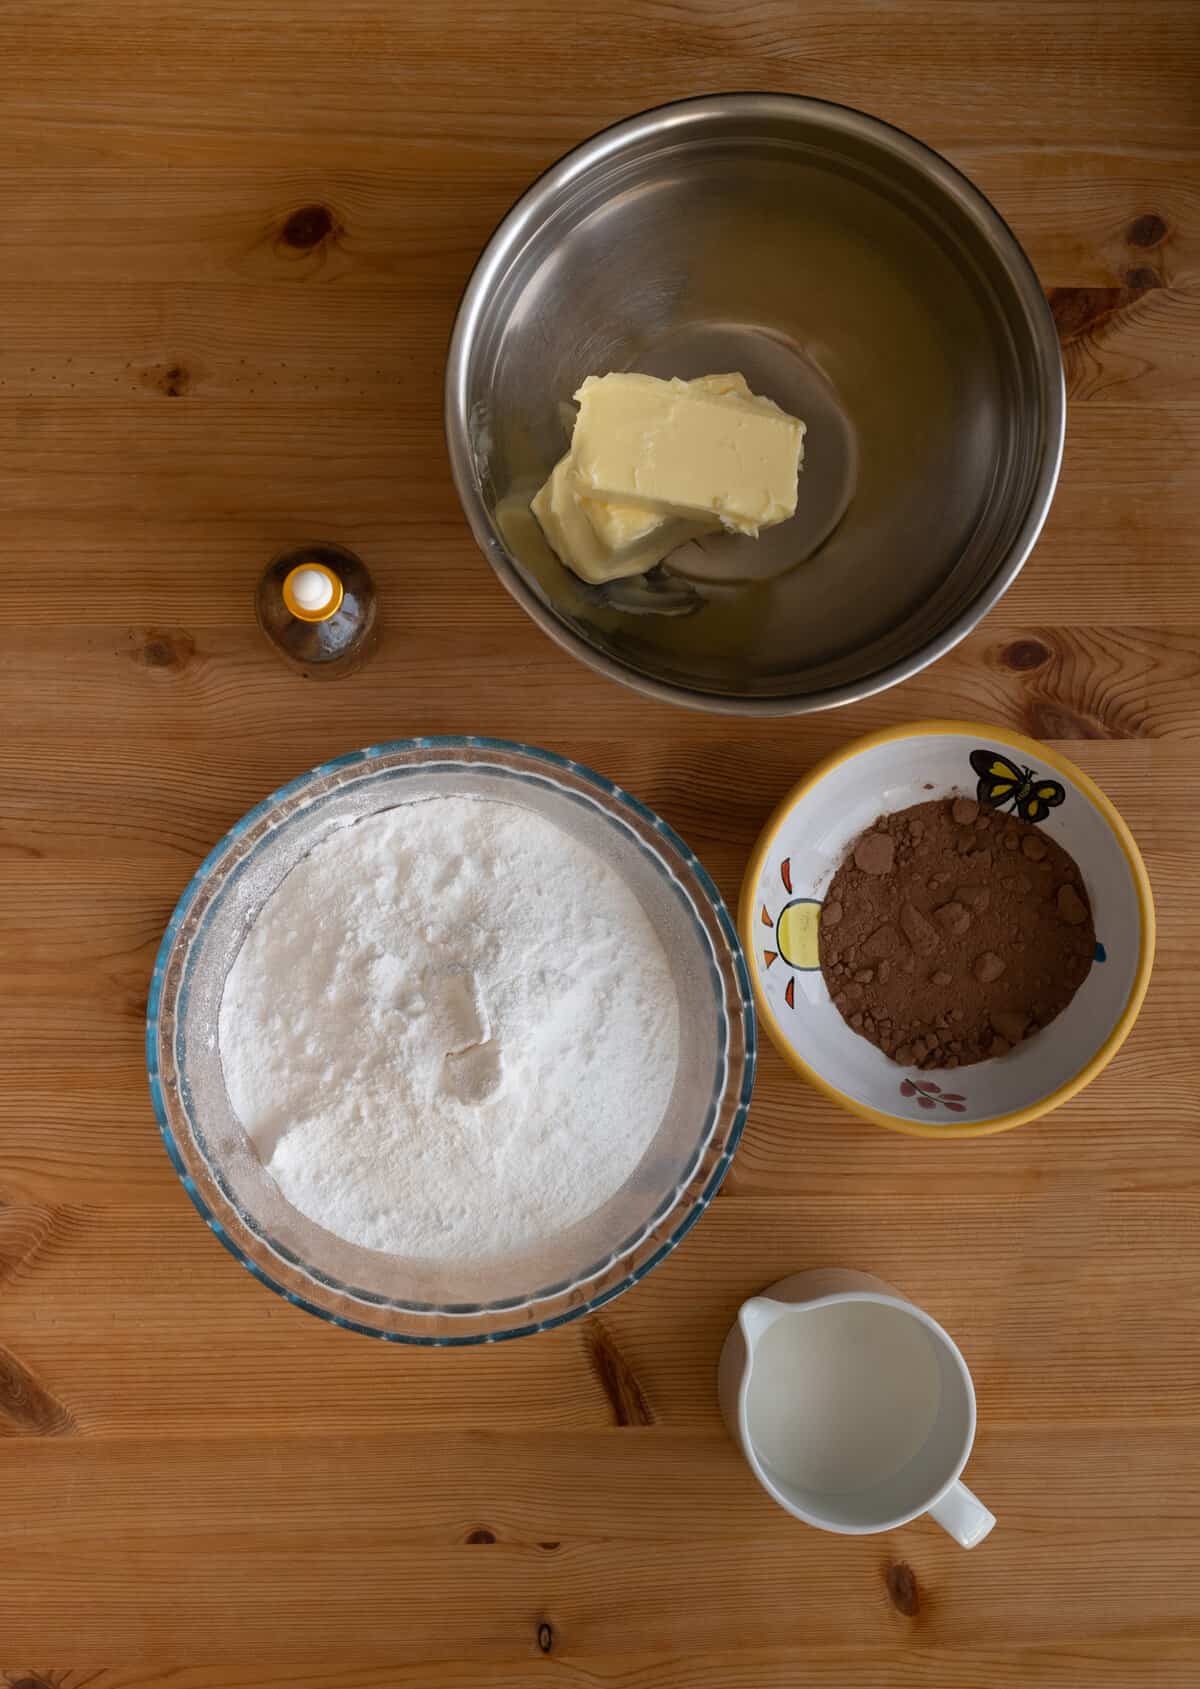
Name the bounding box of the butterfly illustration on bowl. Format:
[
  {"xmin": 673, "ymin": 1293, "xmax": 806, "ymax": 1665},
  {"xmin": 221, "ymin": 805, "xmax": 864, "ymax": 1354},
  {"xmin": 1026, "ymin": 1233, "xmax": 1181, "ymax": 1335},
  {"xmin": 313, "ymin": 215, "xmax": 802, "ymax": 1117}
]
[{"xmin": 970, "ymin": 747, "xmax": 1065, "ymax": 823}]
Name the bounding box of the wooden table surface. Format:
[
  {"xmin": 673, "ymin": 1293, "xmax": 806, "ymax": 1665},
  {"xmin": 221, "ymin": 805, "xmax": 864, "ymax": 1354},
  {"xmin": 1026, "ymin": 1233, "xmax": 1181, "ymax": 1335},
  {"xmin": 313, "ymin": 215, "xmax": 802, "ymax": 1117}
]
[{"xmin": 3, "ymin": 1, "xmax": 1199, "ymax": 1682}]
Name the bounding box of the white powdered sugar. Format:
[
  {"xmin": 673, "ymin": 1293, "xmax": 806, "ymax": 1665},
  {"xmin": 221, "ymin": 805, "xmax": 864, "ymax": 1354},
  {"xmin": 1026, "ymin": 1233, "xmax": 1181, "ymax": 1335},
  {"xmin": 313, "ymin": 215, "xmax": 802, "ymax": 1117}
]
[{"xmin": 218, "ymin": 795, "xmax": 680, "ymax": 1261}]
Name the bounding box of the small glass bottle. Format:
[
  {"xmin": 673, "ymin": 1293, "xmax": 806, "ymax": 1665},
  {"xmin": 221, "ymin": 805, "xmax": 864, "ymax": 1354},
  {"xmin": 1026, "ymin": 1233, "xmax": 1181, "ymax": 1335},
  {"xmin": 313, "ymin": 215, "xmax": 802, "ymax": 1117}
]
[{"xmin": 256, "ymin": 542, "xmax": 379, "ymax": 679}]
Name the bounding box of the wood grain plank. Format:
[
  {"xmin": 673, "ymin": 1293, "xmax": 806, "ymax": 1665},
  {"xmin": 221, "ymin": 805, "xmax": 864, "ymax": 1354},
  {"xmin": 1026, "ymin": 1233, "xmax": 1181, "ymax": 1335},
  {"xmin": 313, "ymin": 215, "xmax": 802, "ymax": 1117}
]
[
  {"xmin": 0, "ymin": 1429, "xmax": 1197, "ymax": 1661},
  {"xmin": 5, "ymin": 1652, "xmax": 1198, "ymax": 1689},
  {"xmin": 6, "ymin": 516, "xmax": 1200, "ymax": 632},
  {"xmin": 3, "ymin": 401, "xmax": 1199, "ymax": 524},
  {"xmin": 3, "ymin": 405, "xmax": 1198, "ymax": 644},
  {"xmin": 3, "ymin": 271, "xmax": 1193, "ymax": 406},
  {"xmin": 0, "ymin": 1189, "xmax": 1196, "ymax": 1438},
  {"xmin": 2, "ymin": 623, "xmax": 1198, "ymax": 759},
  {"xmin": 0, "ymin": 151, "xmax": 1196, "ymax": 372},
  {"xmin": 1, "ymin": 0, "xmax": 1197, "ymax": 153}
]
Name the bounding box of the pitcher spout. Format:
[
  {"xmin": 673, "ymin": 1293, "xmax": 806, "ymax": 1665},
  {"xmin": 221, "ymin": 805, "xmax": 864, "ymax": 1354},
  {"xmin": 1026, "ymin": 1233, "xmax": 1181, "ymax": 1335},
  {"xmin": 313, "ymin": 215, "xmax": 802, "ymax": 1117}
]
[{"xmin": 738, "ymin": 1294, "xmax": 790, "ymax": 1350}]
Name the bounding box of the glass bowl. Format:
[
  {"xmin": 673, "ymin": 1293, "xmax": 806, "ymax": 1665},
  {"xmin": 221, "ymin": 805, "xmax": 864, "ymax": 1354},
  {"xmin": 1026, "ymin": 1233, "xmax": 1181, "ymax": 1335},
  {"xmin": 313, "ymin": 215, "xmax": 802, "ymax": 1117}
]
[{"xmin": 147, "ymin": 738, "xmax": 755, "ymax": 1343}]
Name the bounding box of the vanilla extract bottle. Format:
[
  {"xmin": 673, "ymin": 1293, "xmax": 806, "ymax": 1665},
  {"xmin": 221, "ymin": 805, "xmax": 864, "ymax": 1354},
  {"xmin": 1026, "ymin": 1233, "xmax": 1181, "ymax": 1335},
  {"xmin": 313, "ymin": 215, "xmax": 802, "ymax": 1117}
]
[{"xmin": 256, "ymin": 543, "xmax": 378, "ymax": 679}]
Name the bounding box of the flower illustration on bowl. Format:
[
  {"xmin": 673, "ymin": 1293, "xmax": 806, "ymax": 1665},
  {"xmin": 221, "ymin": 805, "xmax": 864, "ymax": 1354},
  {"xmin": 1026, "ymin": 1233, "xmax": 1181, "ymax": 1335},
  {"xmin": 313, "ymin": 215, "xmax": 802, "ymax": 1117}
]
[{"xmin": 900, "ymin": 1079, "xmax": 967, "ymax": 1114}]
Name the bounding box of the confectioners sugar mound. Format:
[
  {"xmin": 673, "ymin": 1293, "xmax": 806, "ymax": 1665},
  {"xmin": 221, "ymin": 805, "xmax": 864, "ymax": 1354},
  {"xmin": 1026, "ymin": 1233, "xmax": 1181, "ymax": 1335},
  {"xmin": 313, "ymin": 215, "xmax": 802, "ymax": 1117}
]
[{"xmin": 218, "ymin": 795, "xmax": 680, "ymax": 1261}]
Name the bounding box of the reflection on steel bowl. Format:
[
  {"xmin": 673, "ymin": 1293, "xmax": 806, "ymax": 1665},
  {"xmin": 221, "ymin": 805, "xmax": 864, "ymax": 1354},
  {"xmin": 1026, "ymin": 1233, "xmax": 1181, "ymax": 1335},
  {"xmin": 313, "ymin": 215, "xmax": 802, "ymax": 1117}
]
[{"xmin": 446, "ymin": 94, "xmax": 1064, "ymax": 715}]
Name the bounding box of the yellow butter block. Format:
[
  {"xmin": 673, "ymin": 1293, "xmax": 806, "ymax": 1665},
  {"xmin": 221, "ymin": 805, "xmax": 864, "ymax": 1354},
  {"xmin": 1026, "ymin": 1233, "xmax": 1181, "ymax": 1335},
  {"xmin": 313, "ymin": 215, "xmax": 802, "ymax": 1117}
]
[
  {"xmin": 571, "ymin": 371, "xmax": 805, "ymax": 537},
  {"xmin": 531, "ymin": 455, "xmax": 712, "ymax": 585}
]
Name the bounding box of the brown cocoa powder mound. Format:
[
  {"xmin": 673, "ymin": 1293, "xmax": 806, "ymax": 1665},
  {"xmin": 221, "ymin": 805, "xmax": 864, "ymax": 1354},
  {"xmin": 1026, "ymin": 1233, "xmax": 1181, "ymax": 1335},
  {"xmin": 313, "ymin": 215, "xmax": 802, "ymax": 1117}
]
[{"xmin": 818, "ymin": 798, "xmax": 1096, "ymax": 1070}]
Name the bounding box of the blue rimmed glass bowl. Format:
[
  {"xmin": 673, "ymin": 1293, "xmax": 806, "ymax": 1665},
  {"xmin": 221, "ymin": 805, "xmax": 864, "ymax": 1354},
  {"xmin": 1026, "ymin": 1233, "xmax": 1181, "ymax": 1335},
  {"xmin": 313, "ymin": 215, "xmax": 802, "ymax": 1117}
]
[{"xmin": 147, "ymin": 738, "xmax": 755, "ymax": 1344}]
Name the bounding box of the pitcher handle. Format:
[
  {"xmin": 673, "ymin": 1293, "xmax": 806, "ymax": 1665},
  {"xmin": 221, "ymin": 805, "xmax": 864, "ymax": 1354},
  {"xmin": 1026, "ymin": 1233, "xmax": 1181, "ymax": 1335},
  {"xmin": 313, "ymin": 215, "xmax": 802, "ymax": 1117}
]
[{"xmin": 928, "ymin": 1479, "xmax": 995, "ymax": 1548}]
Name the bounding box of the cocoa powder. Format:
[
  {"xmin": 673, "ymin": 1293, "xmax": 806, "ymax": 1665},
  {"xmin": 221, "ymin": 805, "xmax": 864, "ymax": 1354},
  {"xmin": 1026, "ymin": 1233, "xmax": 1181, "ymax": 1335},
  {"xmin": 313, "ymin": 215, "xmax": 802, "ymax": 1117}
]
[{"xmin": 818, "ymin": 797, "xmax": 1095, "ymax": 1069}]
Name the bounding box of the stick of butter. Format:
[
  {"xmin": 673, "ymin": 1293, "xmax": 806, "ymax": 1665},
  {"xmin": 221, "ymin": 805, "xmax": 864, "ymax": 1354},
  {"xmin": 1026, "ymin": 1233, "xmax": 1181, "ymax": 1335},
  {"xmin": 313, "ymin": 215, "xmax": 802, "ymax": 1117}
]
[
  {"xmin": 531, "ymin": 375, "xmax": 752, "ymax": 584},
  {"xmin": 531, "ymin": 456, "xmax": 714, "ymax": 585},
  {"xmin": 532, "ymin": 375, "xmax": 788, "ymax": 584},
  {"xmin": 571, "ymin": 371, "xmax": 805, "ymax": 537}
]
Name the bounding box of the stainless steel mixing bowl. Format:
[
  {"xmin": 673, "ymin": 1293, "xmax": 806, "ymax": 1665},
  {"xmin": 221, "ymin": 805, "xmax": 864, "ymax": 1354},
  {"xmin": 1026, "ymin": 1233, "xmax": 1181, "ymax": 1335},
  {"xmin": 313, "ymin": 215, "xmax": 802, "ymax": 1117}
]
[{"xmin": 445, "ymin": 94, "xmax": 1064, "ymax": 714}]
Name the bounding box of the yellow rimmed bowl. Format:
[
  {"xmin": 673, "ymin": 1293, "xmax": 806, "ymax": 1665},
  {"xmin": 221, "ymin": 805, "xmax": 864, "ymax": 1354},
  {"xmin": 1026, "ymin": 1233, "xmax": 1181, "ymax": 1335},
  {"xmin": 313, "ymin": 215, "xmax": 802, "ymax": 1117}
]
[{"xmin": 739, "ymin": 721, "xmax": 1154, "ymax": 1137}]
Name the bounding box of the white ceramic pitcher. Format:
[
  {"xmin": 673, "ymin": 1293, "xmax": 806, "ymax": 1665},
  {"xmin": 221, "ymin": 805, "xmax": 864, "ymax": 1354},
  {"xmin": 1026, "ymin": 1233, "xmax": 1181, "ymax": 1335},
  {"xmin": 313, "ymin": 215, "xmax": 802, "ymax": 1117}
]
[{"xmin": 719, "ymin": 1269, "xmax": 995, "ymax": 1547}]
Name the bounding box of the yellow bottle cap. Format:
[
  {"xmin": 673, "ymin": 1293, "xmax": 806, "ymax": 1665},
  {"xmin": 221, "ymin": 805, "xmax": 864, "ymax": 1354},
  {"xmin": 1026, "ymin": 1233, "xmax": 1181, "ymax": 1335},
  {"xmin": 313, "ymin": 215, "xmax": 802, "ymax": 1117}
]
[{"xmin": 282, "ymin": 562, "xmax": 344, "ymax": 623}]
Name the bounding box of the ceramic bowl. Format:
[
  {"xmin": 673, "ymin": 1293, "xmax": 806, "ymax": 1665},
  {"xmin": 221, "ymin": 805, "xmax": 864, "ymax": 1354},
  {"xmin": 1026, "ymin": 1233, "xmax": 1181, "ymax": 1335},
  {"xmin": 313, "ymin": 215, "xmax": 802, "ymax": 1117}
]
[
  {"xmin": 739, "ymin": 721, "xmax": 1154, "ymax": 1137},
  {"xmin": 148, "ymin": 738, "xmax": 754, "ymax": 1343}
]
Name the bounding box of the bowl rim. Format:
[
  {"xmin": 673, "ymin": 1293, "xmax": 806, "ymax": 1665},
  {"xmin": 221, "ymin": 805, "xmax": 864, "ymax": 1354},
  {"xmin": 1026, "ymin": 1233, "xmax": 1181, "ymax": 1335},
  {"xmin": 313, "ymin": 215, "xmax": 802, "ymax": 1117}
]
[
  {"xmin": 738, "ymin": 719, "xmax": 1156, "ymax": 1137},
  {"xmin": 147, "ymin": 735, "xmax": 756, "ymax": 1343},
  {"xmin": 444, "ymin": 91, "xmax": 1067, "ymax": 716}
]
